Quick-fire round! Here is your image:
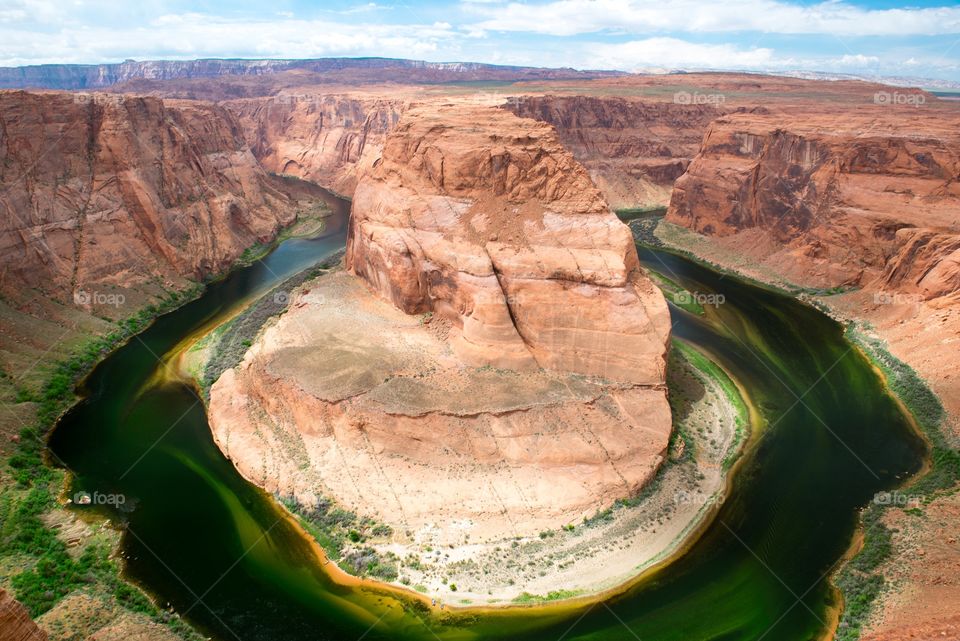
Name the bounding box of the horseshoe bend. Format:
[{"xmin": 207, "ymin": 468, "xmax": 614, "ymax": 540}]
[
  {"xmin": 0, "ymin": 26, "xmax": 958, "ymax": 641},
  {"xmin": 206, "ymin": 103, "xmax": 686, "ymax": 601}
]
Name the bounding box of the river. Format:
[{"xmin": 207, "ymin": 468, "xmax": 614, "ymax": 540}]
[{"xmin": 48, "ymin": 192, "xmax": 926, "ymax": 641}]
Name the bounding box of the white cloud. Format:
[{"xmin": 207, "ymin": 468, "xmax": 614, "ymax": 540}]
[
  {"xmin": 590, "ymin": 38, "xmax": 782, "ymax": 71},
  {"xmin": 0, "ymin": 13, "xmax": 459, "ymax": 65},
  {"xmin": 837, "ymin": 54, "xmax": 880, "ymax": 65},
  {"xmin": 466, "ymin": 0, "xmax": 960, "ymax": 36}
]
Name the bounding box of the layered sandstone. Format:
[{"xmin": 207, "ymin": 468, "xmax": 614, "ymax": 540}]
[
  {"xmin": 0, "ymin": 90, "xmax": 298, "ymax": 306},
  {"xmin": 0, "ymin": 589, "xmax": 47, "ymax": 641},
  {"xmin": 209, "ymin": 103, "xmax": 672, "ymax": 548},
  {"xmin": 506, "ymin": 96, "xmax": 724, "ymax": 210},
  {"xmin": 663, "ymin": 107, "xmax": 960, "ymax": 428},
  {"xmin": 666, "ymin": 108, "xmax": 960, "ymax": 291},
  {"xmin": 224, "ymin": 93, "xmax": 406, "ymax": 196},
  {"xmin": 347, "ymin": 103, "xmax": 671, "ymax": 383}
]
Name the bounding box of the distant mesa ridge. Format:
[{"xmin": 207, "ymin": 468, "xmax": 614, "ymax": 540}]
[{"xmin": 0, "ymin": 56, "xmax": 624, "ymax": 90}]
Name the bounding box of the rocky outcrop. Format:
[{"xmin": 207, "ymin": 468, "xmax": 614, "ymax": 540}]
[
  {"xmin": 225, "ymin": 94, "xmax": 406, "ymax": 197},
  {"xmin": 209, "ymin": 102, "xmax": 672, "ymax": 549},
  {"xmin": 666, "ymin": 109, "xmax": 960, "ymax": 292},
  {"xmin": 0, "ymin": 589, "xmax": 47, "ymax": 641},
  {"xmin": 0, "ymin": 90, "xmax": 298, "ymax": 306},
  {"xmin": 347, "ymin": 103, "xmax": 671, "ymax": 383},
  {"xmin": 662, "ymin": 105, "xmax": 960, "ymax": 437},
  {"xmin": 506, "ymin": 96, "xmax": 723, "ymax": 210}
]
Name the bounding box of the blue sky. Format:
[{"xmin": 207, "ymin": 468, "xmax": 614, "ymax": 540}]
[{"xmin": 0, "ymin": 0, "xmax": 957, "ymax": 81}]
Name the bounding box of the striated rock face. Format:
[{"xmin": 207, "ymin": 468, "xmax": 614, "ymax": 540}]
[
  {"xmin": 347, "ymin": 103, "xmax": 672, "ymax": 384},
  {"xmin": 663, "ymin": 106, "xmax": 960, "ymax": 437},
  {"xmin": 0, "ymin": 90, "xmax": 297, "ymax": 305},
  {"xmin": 506, "ymin": 96, "xmax": 724, "ymax": 210},
  {"xmin": 225, "ymin": 94, "xmax": 406, "ymax": 197},
  {"xmin": 210, "ymin": 102, "xmax": 672, "ymax": 546},
  {"xmin": 0, "ymin": 589, "xmax": 47, "ymax": 641},
  {"xmin": 667, "ymin": 109, "xmax": 960, "ymax": 292}
]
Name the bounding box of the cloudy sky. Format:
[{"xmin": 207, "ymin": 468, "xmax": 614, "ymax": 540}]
[{"xmin": 0, "ymin": 0, "xmax": 958, "ymax": 81}]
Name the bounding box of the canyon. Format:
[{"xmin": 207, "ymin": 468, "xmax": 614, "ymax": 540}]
[
  {"xmin": 206, "ymin": 103, "xmax": 675, "ymax": 600},
  {"xmin": 663, "ymin": 106, "xmax": 960, "ymax": 429},
  {"xmin": 0, "ymin": 61, "xmax": 957, "ymax": 641}
]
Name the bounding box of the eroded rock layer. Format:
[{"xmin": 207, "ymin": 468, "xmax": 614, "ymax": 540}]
[
  {"xmin": 666, "ymin": 109, "xmax": 960, "ymax": 292},
  {"xmin": 663, "ymin": 106, "xmax": 960, "ymax": 434},
  {"xmin": 506, "ymin": 96, "xmax": 724, "ymax": 209},
  {"xmin": 347, "ymin": 103, "xmax": 671, "ymax": 384},
  {"xmin": 0, "ymin": 90, "xmax": 298, "ymax": 304},
  {"xmin": 225, "ymin": 93, "xmax": 406, "ymax": 196},
  {"xmin": 210, "ymin": 103, "xmax": 672, "ymax": 543}
]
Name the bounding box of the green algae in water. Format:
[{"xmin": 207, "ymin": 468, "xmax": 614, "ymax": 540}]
[{"xmin": 46, "ymin": 205, "xmax": 925, "ymax": 641}]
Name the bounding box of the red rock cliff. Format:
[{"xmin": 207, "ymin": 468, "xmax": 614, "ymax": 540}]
[
  {"xmin": 225, "ymin": 93, "xmax": 406, "ymax": 196},
  {"xmin": 507, "ymin": 95, "xmax": 723, "ymax": 210},
  {"xmin": 0, "ymin": 91, "xmax": 297, "ymax": 305},
  {"xmin": 347, "ymin": 102, "xmax": 671, "ymax": 385},
  {"xmin": 666, "ymin": 109, "xmax": 960, "ymax": 293}
]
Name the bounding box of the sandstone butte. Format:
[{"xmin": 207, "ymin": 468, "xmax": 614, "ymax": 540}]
[{"xmin": 208, "ymin": 102, "xmax": 673, "ymax": 545}]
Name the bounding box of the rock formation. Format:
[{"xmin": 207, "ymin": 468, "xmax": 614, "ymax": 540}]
[
  {"xmin": 666, "ymin": 108, "xmax": 960, "ymax": 292},
  {"xmin": 0, "ymin": 58, "xmax": 621, "ymax": 91},
  {"xmin": 0, "ymin": 90, "xmax": 298, "ymax": 306},
  {"xmin": 506, "ymin": 96, "xmax": 723, "ymax": 210},
  {"xmin": 209, "ymin": 103, "xmax": 672, "ymax": 545},
  {"xmin": 225, "ymin": 93, "xmax": 406, "ymax": 196},
  {"xmin": 347, "ymin": 103, "xmax": 671, "ymax": 383},
  {"xmin": 663, "ymin": 105, "xmax": 960, "ymax": 433},
  {"xmin": 0, "ymin": 589, "xmax": 47, "ymax": 641}
]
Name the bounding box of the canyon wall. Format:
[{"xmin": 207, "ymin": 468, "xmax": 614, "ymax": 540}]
[
  {"xmin": 666, "ymin": 108, "xmax": 960, "ymax": 292},
  {"xmin": 0, "ymin": 90, "xmax": 298, "ymax": 306},
  {"xmin": 0, "ymin": 589, "xmax": 46, "ymax": 641},
  {"xmin": 347, "ymin": 102, "xmax": 672, "ymax": 383},
  {"xmin": 224, "ymin": 94, "xmax": 406, "ymax": 197},
  {"xmin": 664, "ymin": 106, "xmax": 960, "ymax": 432},
  {"xmin": 507, "ymin": 96, "xmax": 723, "ymax": 210}
]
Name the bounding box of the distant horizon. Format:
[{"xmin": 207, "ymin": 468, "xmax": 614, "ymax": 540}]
[
  {"xmin": 0, "ymin": 1, "xmax": 956, "ymax": 82},
  {"xmin": 0, "ymin": 54, "xmax": 958, "ymax": 90}
]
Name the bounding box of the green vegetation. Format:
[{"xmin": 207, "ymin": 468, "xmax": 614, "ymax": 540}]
[
  {"xmin": 834, "ymin": 325, "xmax": 958, "ymax": 641},
  {"xmin": 237, "ymin": 203, "xmax": 330, "ymax": 267},
  {"xmin": 614, "ymin": 206, "xmax": 667, "ymax": 222},
  {"xmin": 280, "ymin": 495, "xmax": 397, "ymax": 581},
  {"xmin": 673, "ymin": 341, "xmax": 749, "ymax": 470},
  {"xmin": 511, "ymin": 589, "xmax": 581, "ymax": 604},
  {"xmin": 0, "ymin": 282, "xmax": 208, "ymax": 637},
  {"xmin": 199, "ymin": 252, "xmax": 343, "ymax": 396}
]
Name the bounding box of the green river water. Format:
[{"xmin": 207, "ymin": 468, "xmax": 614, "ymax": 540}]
[{"xmin": 48, "ymin": 195, "xmax": 926, "ymax": 641}]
